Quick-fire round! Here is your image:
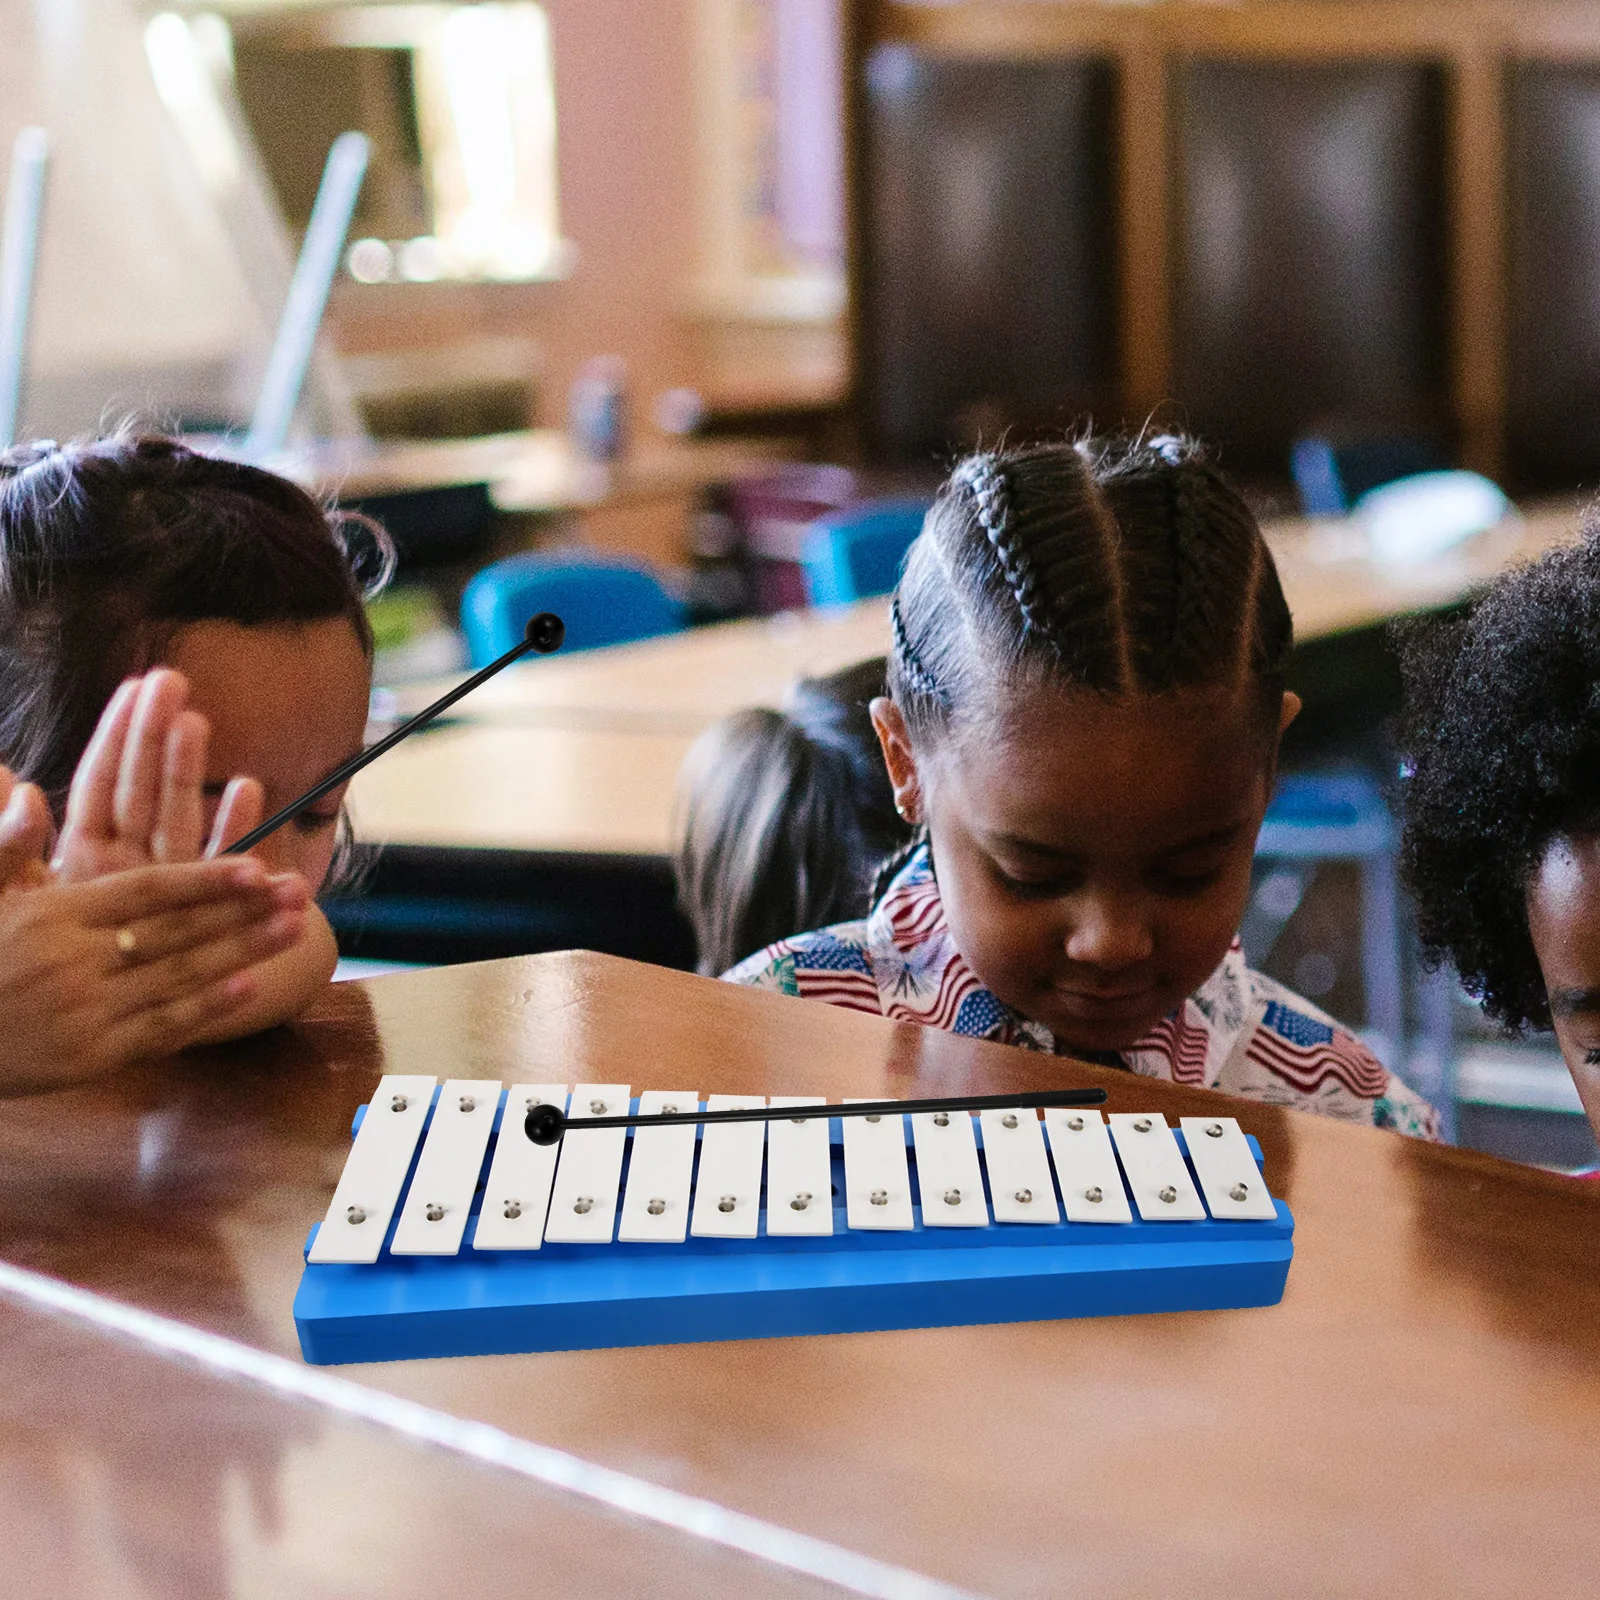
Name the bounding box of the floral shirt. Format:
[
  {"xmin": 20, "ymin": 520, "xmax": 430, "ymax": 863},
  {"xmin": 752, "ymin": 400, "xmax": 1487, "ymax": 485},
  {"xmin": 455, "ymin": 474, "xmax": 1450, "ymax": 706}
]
[{"xmin": 725, "ymin": 843, "xmax": 1438, "ymax": 1139}]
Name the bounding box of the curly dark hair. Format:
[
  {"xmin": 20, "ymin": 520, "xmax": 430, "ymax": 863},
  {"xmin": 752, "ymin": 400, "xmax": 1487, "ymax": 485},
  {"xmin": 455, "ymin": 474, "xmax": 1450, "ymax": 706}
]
[{"xmin": 1396, "ymin": 526, "xmax": 1600, "ymax": 1031}]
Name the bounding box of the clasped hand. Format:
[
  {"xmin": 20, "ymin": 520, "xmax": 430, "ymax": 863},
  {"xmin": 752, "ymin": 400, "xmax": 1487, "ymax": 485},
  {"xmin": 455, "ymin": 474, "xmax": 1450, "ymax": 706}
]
[{"xmin": 1, "ymin": 671, "xmax": 311, "ymax": 1094}]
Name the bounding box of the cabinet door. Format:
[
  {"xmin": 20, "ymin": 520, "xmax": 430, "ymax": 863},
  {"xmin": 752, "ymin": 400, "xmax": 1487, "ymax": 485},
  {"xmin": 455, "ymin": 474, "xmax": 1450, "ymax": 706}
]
[{"xmin": 862, "ymin": 46, "xmax": 1118, "ymax": 463}]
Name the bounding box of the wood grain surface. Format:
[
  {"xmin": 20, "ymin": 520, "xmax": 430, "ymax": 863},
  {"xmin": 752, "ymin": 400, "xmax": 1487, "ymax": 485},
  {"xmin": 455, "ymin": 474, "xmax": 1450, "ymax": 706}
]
[
  {"xmin": 362, "ymin": 503, "xmax": 1586, "ymax": 858},
  {"xmin": 0, "ymin": 1293, "xmax": 841, "ymax": 1600},
  {"xmin": 2, "ymin": 953, "xmax": 1597, "ymax": 1598}
]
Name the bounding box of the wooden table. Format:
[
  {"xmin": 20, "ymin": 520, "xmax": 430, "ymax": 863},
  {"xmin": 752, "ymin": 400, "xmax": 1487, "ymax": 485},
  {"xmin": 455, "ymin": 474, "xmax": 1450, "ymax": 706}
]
[
  {"xmin": 348, "ymin": 723, "xmax": 697, "ymax": 856},
  {"xmin": 272, "ymin": 429, "xmax": 799, "ymax": 516},
  {"xmin": 2, "ymin": 954, "xmax": 1598, "ymax": 1597},
  {"xmin": 384, "ymin": 498, "xmax": 1584, "ymax": 728},
  {"xmin": 360, "ymin": 500, "xmax": 1587, "ymax": 857},
  {"xmin": 0, "ymin": 1292, "xmax": 826, "ymax": 1600}
]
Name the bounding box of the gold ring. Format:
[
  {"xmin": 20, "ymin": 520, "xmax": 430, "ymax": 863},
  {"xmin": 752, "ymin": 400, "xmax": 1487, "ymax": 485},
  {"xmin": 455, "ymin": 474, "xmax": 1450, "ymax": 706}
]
[{"xmin": 114, "ymin": 927, "xmax": 138, "ymax": 960}]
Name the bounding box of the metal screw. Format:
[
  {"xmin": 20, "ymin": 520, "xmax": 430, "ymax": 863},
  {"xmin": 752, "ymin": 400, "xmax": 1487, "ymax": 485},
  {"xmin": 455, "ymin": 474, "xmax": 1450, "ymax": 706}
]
[
  {"xmin": 647, "ymin": 1197, "xmax": 666, "ymax": 1215},
  {"xmin": 346, "ymin": 1205, "xmax": 367, "ymax": 1225},
  {"xmin": 1134, "ymin": 1118, "xmax": 1153, "ymax": 1133},
  {"xmin": 661, "ymin": 1105, "xmax": 678, "ymax": 1116},
  {"xmin": 790, "ymin": 1192, "xmax": 811, "ymax": 1211},
  {"xmin": 1085, "ymin": 1187, "xmax": 1103, "ymax": 1204},
  {"xmin": 390, "ymin": 1095, "xmax": 408, "ymax": 1113},
  {"xmin": 1230, "ymin": 1182, "xmax": 1249, "ymax": 1202},
  {"xmin": 943, "ymin": 1188, "xmax": 962, "ymax": 1206},
  {"xmin": 503, "ymin": 1200, "xmax": 522, "ymax": 1220},
  {"xmin": 425, "ymin": 1202, "xmax": 444, "ymax": 1222},
  {"xmin": 790, "ymin": 1116, "xmax": 807, "ymax": 1125},
  {"xmin": 933, "ymin": 1112, "xmax": 950, "ymax": 1127},
  {"xmin": 1067, "ymin": 1116, "xmax": 1084, "ymax": 1132},
  {"xmin": 1001, "ymin": 1113, "xmax": 1019, "ymax": 1129},
  {"xmin": 1014, "ymin": 1188, "xmax": 1033, "ymax": 1204},
  {"xmin": 1207, "ymin": 1123, "xmax": 1225, "ymax": 1138},
  {"xmin": 458, "ymin": 1095, "xmax": 476, "ymax": 1113},
  {"xmin": 525, "ymin": 1098, "xmax": 540, "ymax": 1110},
  {"xmin": 1158, "ymin": 1185, "xmax": 1177, "ymax": 1204},
  {"xmin": 573, "ymin": 1196, "xmax": 594, "ymax": 1215},
  {"xmin": 717, "ymin": 1194, "xmax": 736, "ymax": 1213},
  {"xmin": 870, "ymin": 1188, "xmax": 889, "ymax": 1206},
  {"xmin": 589, "ymin": 1099, "xmax": 607, "ymax": 1115},
  {"xmin": 865, "ymin": 1114, "xmax": 881, "ymax": 1123}
]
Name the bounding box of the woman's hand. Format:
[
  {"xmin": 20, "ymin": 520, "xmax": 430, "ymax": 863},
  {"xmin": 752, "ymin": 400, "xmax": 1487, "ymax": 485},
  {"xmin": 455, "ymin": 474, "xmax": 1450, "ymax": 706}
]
[
  {"xmin": 52, "ymin": 671, "xmax": 265, "ymax": 884},
  {"xmin": 0, "ymin": 855, "xmax": 309, "ymax": 1095},
  {"xmin": 0, "ymin": 766, "xmax": 53, "ymax": 891}
]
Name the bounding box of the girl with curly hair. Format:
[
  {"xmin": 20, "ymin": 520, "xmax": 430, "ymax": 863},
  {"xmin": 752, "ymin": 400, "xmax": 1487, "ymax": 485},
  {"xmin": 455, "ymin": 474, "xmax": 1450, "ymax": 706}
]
[{"xmin": 1397, "ymin": 525, "xmax": 1600, "ymax": 1153}]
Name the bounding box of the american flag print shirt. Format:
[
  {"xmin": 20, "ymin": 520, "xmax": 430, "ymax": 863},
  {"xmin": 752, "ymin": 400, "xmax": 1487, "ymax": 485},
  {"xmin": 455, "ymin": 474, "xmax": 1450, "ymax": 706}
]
[{"xmin": 724, "ymin": 842, "xmax": 1439, "ymax": 1139}]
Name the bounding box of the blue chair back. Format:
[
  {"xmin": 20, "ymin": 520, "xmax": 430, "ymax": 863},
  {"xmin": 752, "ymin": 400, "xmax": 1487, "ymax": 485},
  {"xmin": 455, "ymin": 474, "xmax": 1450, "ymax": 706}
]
[
  {"xmin": 460, "ymin": 553, "xmax": 687, "ymax": 667},
  {"xmin": 799, "ymin": 497, "xmax": 933, "ymax": 607},
  {"xmin": 1257, "ymin": 772, "xmax": 1395, "ymax": 860}
]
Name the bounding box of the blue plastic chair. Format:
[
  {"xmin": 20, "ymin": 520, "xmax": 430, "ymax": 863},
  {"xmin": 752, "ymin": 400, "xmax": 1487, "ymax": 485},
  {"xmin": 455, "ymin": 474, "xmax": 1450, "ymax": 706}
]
[
  {"xmin": 460, "ymin": 553, "xmax": 688, "ymax": 668},
  {"xmin": 1255, "ymin": 772, "xmax": 1403, "ymax": 1056},
  {"xmin": 799, "ymin": 497, "xmax": 933, "ymax": 607},
  {"xmin": 1253, "ymin": 771, "xmax": 1454, "ymax": 1136}
]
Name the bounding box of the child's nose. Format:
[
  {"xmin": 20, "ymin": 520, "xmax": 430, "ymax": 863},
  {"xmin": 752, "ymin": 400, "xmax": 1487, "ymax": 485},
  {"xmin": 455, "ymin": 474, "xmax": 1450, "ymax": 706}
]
[{"xmin": 1063, "ymin": 900, "xmax": 1155, "ymax": 969}]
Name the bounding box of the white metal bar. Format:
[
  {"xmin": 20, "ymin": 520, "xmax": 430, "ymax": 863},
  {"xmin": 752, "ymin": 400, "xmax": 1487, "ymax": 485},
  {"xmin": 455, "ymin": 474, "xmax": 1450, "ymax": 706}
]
[
  {"xmin": 390, "ymin": 1080, "xmax": 501, "ymax": 1255},
  {"xmin": 979, "ymin": 1108, "xmax": 1059, "ymax": 1224},
  {"xmin": 842, "ymin": 1100, "xmax": 914, "ymax": 1231},
  {"xmin": 307, "ymin": 1074, "xmax": 437, "ymax": 1264},
  {"xmin": 544, "ymin": 1084, "xmax": 631, "ymax": 1244},
  {"xmin": 1108, "ymin": 1113, "xmax": 1206, "ymax": 1221},
  {"xmin": 690, "ymin": 1095, "xmax": 766, "ymax": 1239},
  {"xmin": 618, "ymin": 1091, "xmax": 701, "ymax": 1243},
  {"xmin": 473, "ymin": 1084, "xmax": 569, "ymax": 1250},
  {"xmin": 909, "ymin": 1111, "xmax": 989, "ymax": 1227},
  {"xmin": 1043, "ymin": 1108, "xmax": 1133, "ymax": 1224},
  {"xmin": 765, "ymin": 1096, "xmax": 834, "ymax": 1237},
  {"xmin": 1179, "ymin": 1116, "xmax": 1279, "ymax": 1220}
]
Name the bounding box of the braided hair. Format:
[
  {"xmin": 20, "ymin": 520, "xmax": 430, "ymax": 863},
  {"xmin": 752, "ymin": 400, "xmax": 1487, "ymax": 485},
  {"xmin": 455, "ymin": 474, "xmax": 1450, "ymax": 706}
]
[
  {"xmin": 0, "ymin": 429, "xmax": 393, "ymax": 813},
  {"xmin": 888, "ymin": 433, "xmax": 1292, "ymax": 743}
]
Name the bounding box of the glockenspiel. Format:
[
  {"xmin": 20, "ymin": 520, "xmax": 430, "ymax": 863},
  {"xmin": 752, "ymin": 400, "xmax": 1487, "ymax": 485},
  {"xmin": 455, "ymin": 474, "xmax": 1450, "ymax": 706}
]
[{"xmin": 293, "ymin": 1078, "xmax": 1294, "ymax": 1364}]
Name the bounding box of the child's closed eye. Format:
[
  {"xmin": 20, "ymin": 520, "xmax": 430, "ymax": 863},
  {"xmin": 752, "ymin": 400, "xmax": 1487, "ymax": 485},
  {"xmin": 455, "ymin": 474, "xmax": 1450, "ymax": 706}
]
[
  {"xmin": 294, "ymin": 808, "xmax": 341, "ymax": 836},
  {"xmin": 1150, "ymin": 862, "xmax": 1227, "ymax": 895}
]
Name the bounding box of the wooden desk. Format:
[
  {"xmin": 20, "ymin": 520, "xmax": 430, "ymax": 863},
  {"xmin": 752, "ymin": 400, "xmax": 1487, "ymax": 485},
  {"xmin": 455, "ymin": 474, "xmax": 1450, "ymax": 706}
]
[
  {"xmin": 273, "ymin": 429, "xmax": 798, "ymax": 515},
  {"xmin": 0, "ymin": 1293, "xmax": 833, "ymax": 1600},
  {"xmin": 387, "ymin": 598, "xmax": 893, "ymax": 733},
  {"xmin": 347, "ymin": 723, "xmax": 695, "ymax": 855},
  {"xmin": 1, "ymin": 953, "xmax": 1597, "ymax": 1597},
  {"xmin": 363, "ymin": 501, "xmax": 1587, "ymax": 858},
  {"xmin": 387, "ymin": 498, "xmax": 1585, "ymax": 731}
]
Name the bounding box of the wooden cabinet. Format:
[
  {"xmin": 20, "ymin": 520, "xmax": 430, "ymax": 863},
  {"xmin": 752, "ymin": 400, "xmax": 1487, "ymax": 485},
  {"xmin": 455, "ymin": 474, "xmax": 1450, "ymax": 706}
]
[{"xmin": 851, "ymin": 2, "xmax": 1600, "ymax": 489}]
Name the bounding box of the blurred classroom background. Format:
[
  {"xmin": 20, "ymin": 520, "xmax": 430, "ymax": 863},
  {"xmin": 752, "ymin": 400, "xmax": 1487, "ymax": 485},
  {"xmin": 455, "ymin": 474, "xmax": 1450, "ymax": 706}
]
[{"xmin": 6, "ymin": 0, "xmax": 1600, "ymax": 1167}]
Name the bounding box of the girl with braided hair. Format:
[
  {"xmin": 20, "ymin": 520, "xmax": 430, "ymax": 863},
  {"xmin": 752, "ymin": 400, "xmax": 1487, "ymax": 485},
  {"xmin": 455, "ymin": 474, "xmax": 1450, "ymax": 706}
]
[
  {"xmin": 728, "ymin": 433, "xmax": 1436, "ymax": 1136},
  {"xmin": 0, "ymin": 430, "xmax": 393, "ymax": 1075}
]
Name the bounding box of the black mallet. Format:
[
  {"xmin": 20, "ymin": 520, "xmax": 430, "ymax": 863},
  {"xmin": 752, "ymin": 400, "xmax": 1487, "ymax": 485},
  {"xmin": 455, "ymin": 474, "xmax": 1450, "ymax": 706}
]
[
  {"xmin": 226, "ymin": 612, "xmax": 564, "ymax": 855},
  {"xmin": 525, "ymin": 1088, "xmax": 1110, "ymax": 1145}
]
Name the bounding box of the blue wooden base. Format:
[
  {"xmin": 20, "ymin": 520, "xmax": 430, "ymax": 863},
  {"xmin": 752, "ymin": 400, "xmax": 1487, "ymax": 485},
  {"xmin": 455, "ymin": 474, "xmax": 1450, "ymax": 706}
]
[{"xmin": 294, "ymin": 1122, "xmax": 1294, "ymax": 1364}]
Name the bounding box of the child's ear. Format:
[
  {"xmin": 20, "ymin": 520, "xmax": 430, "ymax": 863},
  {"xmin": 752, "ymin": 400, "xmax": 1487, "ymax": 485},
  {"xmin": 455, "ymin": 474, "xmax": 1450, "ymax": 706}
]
[
  {"xmin": 1279, "ymin": 691, "xmax": 1302, "ymax": 736},
  {"xmin": 869, "ymin": 697, "xmax": 923, "ymax": 825}
]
